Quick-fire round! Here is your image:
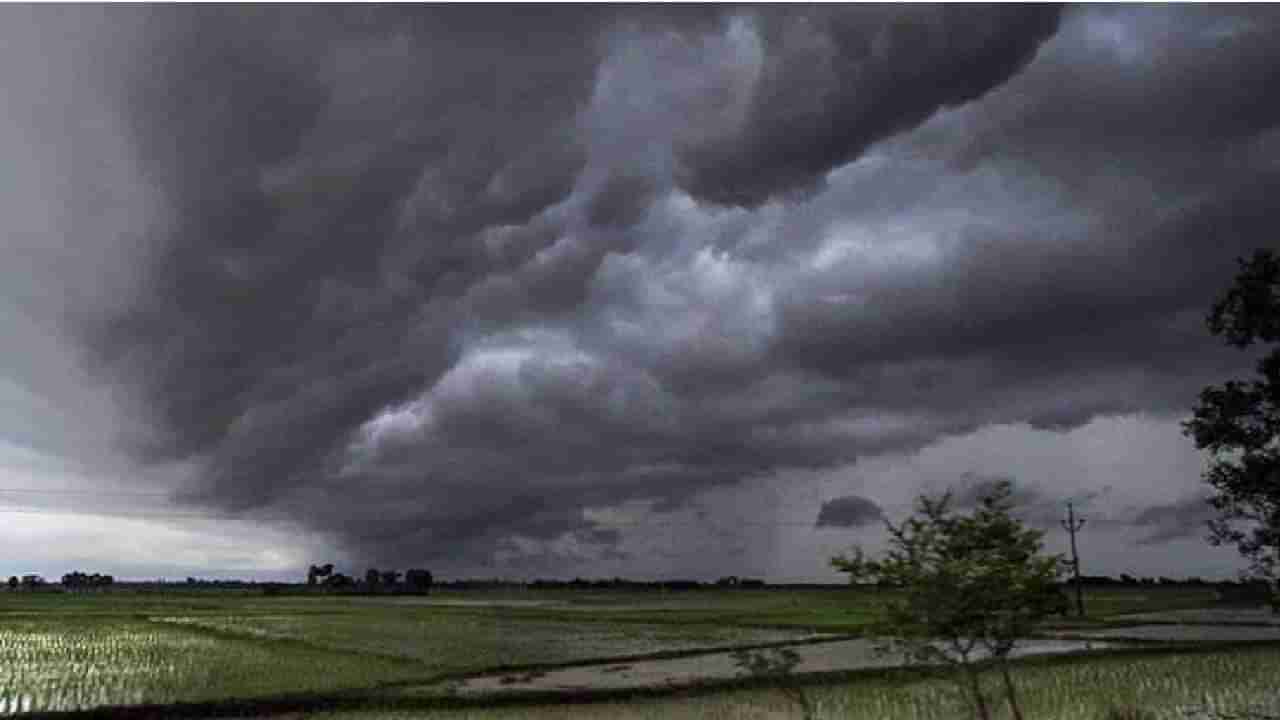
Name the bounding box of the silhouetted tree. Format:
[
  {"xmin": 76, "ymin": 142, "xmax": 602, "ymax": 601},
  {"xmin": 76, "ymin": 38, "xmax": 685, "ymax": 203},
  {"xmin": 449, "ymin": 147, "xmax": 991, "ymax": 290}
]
[
  {"xmin": 324, "ymin": 573, "xmax": 353, "ymax": 588},
  {"xmin": 6, "ymin": 576, "xmax": 16, "ymax": 590},
  {"xmin": 380, "ymin": 570, "xmax": 400, "ymax": 586},
  {"xmin": 365, "ymin": 568, "xmax": 381, "ymax": 589},
  {"xmin": 405, "ymin": 569, "xmax": 433, "ymax": 594},
  {"xmin": 307, "ymin": 563, "xmax": 335, "ymax": 586},
  {"xmin": 1184, "ymin": 249, "xmax": 1280, "ymax": 611}
]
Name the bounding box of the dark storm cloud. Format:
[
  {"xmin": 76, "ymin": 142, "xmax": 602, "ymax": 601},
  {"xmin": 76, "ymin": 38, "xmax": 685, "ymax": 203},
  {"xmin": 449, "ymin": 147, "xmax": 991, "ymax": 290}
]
[
  {"xmin": 88, "ymin": 5, "xmax": 603, "ymax": 498},
  {"xmin": 767, "ymin": 5, "xmax": 1280, "ymax": 435},
  {"xmin": 941, "ymin": 5, "xmax": 1280, "ymax": 180},
  {"xmin": 62, "ymin": 5, "xmax": 1280, "ymax": 575},
  {"xmin": 675, "ymin": 5, "xmax": 1063, "ymax": 207},
  {"xmin": 816, "ymin": 495, "xmax": 884, "ymax": 529}
]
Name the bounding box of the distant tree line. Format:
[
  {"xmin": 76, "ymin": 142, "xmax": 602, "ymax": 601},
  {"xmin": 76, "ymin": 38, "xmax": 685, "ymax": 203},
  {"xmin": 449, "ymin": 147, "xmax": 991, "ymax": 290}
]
[
  {"xmin": 305, "ymin": 564, "xmax": 433, "ymax": 594},
  {"xmin": 61, "ymin": 571, "xmax": 114, "ymax": 590},
  {"xmin": 2, "ymin": 572, "xmax": 114, "ymax": 592}
]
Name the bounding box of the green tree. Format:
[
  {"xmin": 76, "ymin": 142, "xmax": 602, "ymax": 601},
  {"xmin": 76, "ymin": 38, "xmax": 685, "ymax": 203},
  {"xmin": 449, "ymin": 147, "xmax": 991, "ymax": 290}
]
[
  {"xmin": 1183, "ymin": 249, "xmax": 1280, "ymax": 611},
  {"xmin": 832, "ymin": 480, "xmax": 1067, "ymax": 720}
]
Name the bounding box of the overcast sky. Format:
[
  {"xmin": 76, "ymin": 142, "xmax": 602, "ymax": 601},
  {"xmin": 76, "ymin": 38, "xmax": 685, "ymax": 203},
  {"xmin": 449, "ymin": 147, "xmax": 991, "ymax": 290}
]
[{"xmin": 1, "ymin": 5, "xmax": 1275, "ymax": 582}]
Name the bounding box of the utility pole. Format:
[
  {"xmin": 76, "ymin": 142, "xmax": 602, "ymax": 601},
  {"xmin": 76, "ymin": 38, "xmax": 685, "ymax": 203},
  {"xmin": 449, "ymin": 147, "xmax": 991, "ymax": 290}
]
[{"xmin": 1062, "ymin": 501, "xmax": 1086, "ymax": 618}]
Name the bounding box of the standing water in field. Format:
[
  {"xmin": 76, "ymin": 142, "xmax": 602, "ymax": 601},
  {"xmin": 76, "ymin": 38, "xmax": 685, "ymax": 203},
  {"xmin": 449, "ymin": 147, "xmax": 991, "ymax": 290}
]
[{"xmin": 454, "ymin": 637, "xmax": 1113, "ymax": 696}]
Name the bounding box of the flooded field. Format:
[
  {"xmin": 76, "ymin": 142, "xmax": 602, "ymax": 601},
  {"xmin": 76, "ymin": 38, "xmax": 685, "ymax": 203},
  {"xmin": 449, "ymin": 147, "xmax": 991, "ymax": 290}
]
[{"xmin": 455, "ymin": 637, "xmax": 1113, "ymax": 696}]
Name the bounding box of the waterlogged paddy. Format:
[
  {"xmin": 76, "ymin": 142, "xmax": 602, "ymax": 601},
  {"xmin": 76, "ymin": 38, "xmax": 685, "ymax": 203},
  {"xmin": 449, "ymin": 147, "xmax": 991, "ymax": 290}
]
[{"xmin": 454, "ymin": 637, "xmax": 1111, "ymax": 696}]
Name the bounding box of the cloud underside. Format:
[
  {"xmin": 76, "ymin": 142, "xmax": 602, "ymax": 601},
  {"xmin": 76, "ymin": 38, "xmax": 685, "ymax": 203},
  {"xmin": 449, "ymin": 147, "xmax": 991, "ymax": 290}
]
[{"xmin": 47, "ymin": 5, "xmax": 1280, "ymax": 570}]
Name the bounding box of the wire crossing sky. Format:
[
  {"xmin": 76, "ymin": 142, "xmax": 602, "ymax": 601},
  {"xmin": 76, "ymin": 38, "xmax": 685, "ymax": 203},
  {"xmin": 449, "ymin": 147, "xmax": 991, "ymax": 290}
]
[{"xmin": 0, "ymin": 5, "xmax": 1275, "ymax": 582}]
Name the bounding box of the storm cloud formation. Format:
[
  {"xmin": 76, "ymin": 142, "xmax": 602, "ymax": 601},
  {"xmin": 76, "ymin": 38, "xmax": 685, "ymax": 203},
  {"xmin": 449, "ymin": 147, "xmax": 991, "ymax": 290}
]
[
  {"xmin": 33, "ymin": 5, "xmax": 1278, "ymax": 575},
  {"xmin": 816, "ymin": 495, "xmax": 884, "ymax": 529}
]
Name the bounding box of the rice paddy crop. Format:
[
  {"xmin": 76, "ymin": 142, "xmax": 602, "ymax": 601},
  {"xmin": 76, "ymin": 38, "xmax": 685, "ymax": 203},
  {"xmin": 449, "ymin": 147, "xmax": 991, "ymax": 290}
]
[{"xmin": 0, "ymin": 618, "xmax": 424, "ymax": 714}]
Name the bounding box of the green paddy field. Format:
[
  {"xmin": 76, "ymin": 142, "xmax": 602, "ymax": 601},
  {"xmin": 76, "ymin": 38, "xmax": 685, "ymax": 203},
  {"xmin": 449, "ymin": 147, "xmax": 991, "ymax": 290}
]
[{"xmin": 0, "ymin": 585, "xmax": 1275, "ymax": 719}]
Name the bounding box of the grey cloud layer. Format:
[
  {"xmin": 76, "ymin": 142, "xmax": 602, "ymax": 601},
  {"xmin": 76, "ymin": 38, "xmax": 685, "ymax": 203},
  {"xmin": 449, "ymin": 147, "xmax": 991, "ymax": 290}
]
[{"xmin": 47, "ymin": 5, "xmax": 1280, "ymax": 573}]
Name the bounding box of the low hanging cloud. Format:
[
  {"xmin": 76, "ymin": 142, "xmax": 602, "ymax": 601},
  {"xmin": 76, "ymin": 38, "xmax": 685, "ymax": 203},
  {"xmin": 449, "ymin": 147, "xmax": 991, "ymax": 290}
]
[
  {"xmin": 816, "ymin": 495, "xmax": 885, "ymax": 529},
  {"xmin": 2, "ymin": 4, "xmax": 1267, "ymax": 576}
]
